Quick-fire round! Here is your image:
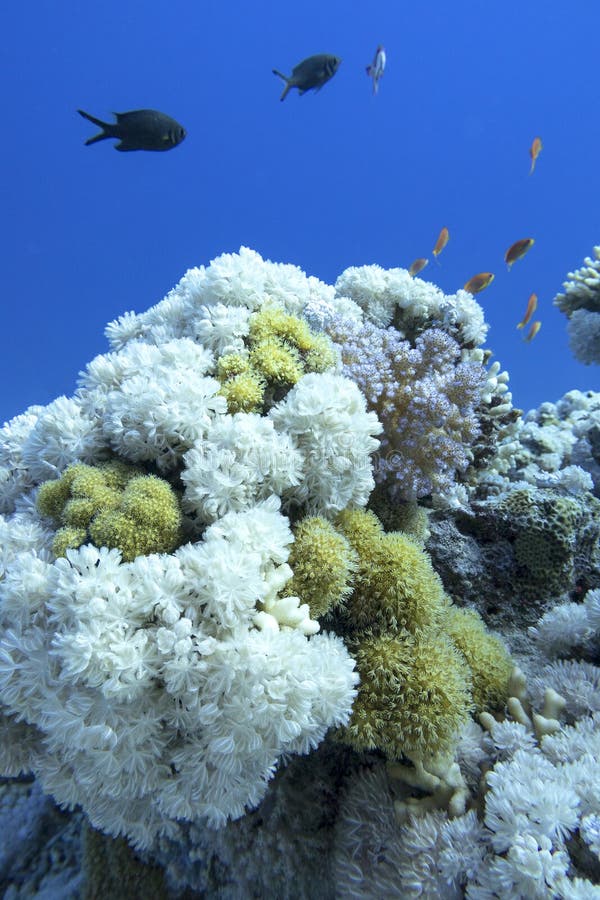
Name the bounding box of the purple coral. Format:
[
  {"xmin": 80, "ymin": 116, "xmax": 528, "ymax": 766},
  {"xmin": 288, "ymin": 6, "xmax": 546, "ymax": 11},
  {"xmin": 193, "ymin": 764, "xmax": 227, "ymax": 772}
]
[{"xmin": 326, "ymin": 317, "xmax": 488, "ymax": 501}]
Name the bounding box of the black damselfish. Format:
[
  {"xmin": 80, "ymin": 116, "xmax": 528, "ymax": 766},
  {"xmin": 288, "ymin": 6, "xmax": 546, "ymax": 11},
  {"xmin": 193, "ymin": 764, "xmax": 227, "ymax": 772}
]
[
  {"xmin": 272, "ymin": 54, "xmax": 341, "ymax": 101},
  {"xmin": 77, "ymin": 108, "xmax": 186, "ymax": 152}
]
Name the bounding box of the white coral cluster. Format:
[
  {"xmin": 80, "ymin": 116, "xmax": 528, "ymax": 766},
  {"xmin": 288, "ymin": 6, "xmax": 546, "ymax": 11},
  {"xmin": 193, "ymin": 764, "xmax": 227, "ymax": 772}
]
[
  {"xmin": 334, "ymin": 263, "xmax": 488, "ymax": 347},
  {"xmin": 0, "ymin": 501, "xmax": 358, "ymax": 848},
  {"xmin": 0, "ymin": 248, "xmax": 383, "ymax": 847},
  {"xmin": 529, "ymin": 588, "xmax": 600, "ymax": 659},
  {"xmin": 554, "ymin": 245, "xmax": 600, "ymax": 365},
  {"xmin": 511, "ymin": 389, "xmax": 600, "ymax": 496}
]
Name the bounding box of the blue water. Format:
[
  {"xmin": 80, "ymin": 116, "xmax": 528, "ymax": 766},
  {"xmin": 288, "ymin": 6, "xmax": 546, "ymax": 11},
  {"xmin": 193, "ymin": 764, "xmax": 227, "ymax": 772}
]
[{"xmin": 3, "ymin": 0, "xmax": 600, "ymax": 424}]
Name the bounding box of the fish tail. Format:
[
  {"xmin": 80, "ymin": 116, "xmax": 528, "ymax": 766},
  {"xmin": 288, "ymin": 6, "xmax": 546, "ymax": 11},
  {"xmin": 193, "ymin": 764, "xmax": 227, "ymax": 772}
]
[
  {"xmin": 77, "ymin": 109, "xmax": 114, "ymax": 145},
  {"xmin": 272, "ymin": 69, "xmax": 291, "ymax": 101}
]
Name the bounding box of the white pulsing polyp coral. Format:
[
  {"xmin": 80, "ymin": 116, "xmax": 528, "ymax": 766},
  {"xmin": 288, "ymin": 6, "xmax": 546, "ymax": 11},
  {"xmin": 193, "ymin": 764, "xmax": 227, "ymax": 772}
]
[
  {"xmin": 529, "ymin": 588, "xmax": 600, "ymax": 659},
  {"xmin": 181, "ymin": 413, "xmax": 304, "ymax": 526},
  {"xmin": 0, "ymin": 501, "xmax": 358, "ymax": 847},
  {"xmin": 268, "ymin": 372, "xmax": 382, "ymax": 516},
  {"xmin": 0, "ymin": 408, "xmax": 46, "ymax": 515},
  {"xmin": 94, "ymin": 339, "xmax": 226, "ymax": 470},
  {"xmin": 189, "ymin": 303, "xmax": 251, "ymax": 356},
  {"xmin": 19, "ymin": 396, "xmax": 104, "ymax": 484},
  {"xmin": 334, "ymin": 264, "xmax": 489, "ymax": 349}
]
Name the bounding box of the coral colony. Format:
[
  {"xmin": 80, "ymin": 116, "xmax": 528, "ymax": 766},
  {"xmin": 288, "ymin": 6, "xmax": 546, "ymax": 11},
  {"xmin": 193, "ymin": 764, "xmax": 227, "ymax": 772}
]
[{"xmin": 0, "ymin": 247, "xmax": 599, "ymax": 897}]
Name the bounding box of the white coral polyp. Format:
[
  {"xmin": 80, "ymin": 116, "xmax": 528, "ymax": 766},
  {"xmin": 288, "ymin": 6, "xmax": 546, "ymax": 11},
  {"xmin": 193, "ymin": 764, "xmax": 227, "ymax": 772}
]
[
  {"xmin": 0, "ymin": 503, "xmax": 358, "ymax": 847},
  {"xmin": 269, "ymin": 372, "xmax": 382, "ymax": 516},
  {"xmin": 20, "ymin": 396, "xmax": 104, "ymax": 482},
  {"xmin": 181, "ymin": 413, "xmax": 304, "ymax": 525},
  {"xmin": 99, "ymin": 339, "xmax": 226, "ymax": 470}
]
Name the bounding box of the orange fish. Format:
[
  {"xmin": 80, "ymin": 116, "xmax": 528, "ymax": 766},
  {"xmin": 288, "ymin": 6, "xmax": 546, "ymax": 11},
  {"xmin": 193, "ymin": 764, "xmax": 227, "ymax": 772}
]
[
  {"xmin": 464, "ymin": 272, "xmax": 495, "ymax": 294},
  {"xmin": 505, "ymin": 238, "xmax": 534, "ymax": 269},
  {"xmin": 432, "ymin": 227, "xmax": 449, "ymax": 260},
  {"xmin": 529, "ymin": 136, "xmax": 542, "ymax": 175},
  {"xmin": 517, "ymin": 292, "xmax": 538, "ymax": 329},
  {"xmin": 523, "ymin": 320, "xmax": 541, "ymax": 342},
  {"xmin": 408, "ymin": 257, "xmax": 429, "ymax": 276}
]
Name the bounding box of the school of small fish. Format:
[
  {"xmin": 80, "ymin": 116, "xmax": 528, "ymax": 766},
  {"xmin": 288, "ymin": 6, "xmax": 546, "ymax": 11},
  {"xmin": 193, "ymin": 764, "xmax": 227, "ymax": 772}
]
[
  {"xmin": 406, "ymin": 144, "xmax": 544, "ymax": 340},
  {"xmin": 78, "ymin": 42, "xmax": 543, "ymax": 342}
]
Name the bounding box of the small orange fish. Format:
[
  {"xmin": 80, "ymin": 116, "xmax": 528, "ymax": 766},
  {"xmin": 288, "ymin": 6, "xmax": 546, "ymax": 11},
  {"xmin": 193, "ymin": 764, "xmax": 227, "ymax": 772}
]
[
  {"xmin": 524, "ymin": 320, "xmax": 541, "ymax": 342},
  {"xmin": 517, "ymin": 292, "xmax": 538, "ymax": 329},
  {"xmin": 432, "ymin": 227, "xmax": 449, "ymax": 260},
  {"xmin": 505, "ymin": 238, "xmax": 534, "ymax": 269},
  {"xmin": 408, "ymin": 257, "xmax": 429, "ymax": 276},
  {"xmin": 464, "ymin": 272, "xmax": 495, "ymax": 294},
  {"xmin": 529, "ymin": 137, "xmax": 542, "ymax": 175}
]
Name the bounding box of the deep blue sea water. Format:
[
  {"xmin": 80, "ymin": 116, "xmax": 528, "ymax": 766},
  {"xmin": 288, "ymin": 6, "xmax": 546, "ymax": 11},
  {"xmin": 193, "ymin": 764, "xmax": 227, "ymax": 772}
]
[{"xmin": 3, "ymin": 0, "xmax": 600, "ymax": 424}]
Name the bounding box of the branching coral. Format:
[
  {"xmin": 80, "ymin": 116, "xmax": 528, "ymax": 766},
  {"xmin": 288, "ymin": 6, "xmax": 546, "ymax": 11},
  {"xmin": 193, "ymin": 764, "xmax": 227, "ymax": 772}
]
[
  {"xmin": 326, "ymin": 317, "xmax": 488, "ymax": 502},
  {"xmin": 554, "ymin": 245, "xmax": 600, "ymax": 364}
]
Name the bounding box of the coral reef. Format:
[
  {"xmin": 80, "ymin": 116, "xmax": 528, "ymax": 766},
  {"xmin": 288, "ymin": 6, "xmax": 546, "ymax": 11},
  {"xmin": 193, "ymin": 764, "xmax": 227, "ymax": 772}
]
[
  {"xmin": 426, "ymin": 481, "xmax": 600, "ymax": 647},
  {"xmin": 0, "ymin": 247, "xmax": 598, "ymax": 895}
]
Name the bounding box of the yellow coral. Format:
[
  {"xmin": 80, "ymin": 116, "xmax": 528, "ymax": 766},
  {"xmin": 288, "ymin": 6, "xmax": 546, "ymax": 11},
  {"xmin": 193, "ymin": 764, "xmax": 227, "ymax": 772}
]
[
  {"xmin": 444, "ymin": 607, "xmax": 513, "ymax": 712},
  {"xmin": 215, "ymin": 305, "xmax": 337, "ymax": 414},
  {"xmin": 249, "ymin": 306, "xmax": 315, "ymax": 351},
  {"xmin": 284, "ymin": 516, "xmax": 357, "ymax": 618},
  {"xmin": 346, "ymin": 628, "xmax": 473, "ymax": 761},
  {"xmin": 336, "ymin": 508, "xmax": 448, "ymax": 634},
  {"xmin": 219, "ymin": 371, "xmax": 265, "ymax": 413},
  {"xmin": 37, "ymin": 463, "xmax": 182, "ymax": 562},
  {"xmin": 250, "ymin": 338, "xmax": 303, "ymax": 384},
  {"xmin": 52, "ymin": 526, "xmax": 88, "ymax": 557}
]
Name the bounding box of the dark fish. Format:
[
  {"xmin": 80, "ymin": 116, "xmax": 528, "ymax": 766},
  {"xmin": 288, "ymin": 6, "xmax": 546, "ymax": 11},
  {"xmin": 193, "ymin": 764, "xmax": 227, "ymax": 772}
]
[
  {"xmin": 272, "ymin": 54, "xmax": 341, "ymax": 101},
  {"xmin": 77, "ymin": 108, "xmax": 186, "ymax": 152}
]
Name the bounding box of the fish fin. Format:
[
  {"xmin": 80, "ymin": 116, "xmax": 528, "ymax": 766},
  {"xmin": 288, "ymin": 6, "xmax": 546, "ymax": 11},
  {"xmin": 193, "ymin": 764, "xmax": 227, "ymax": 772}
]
[
  {"xmin": 272, "ymin": 69, "xmax": 292, "ymax": 100},
  {"xmin": 366, "ymin": 65, "xmax": 372, "ymax": 75},
  {"xmin": 516, "ymin": 323, "xmax": 524, "ymax": 329},
  {"xmin": 114, "ymin": 142, "xmax": 139, "ymax": 152},
  {"xmin": 78, "ymin": 109, "xmax": 114, "ymax": 145}
]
